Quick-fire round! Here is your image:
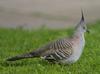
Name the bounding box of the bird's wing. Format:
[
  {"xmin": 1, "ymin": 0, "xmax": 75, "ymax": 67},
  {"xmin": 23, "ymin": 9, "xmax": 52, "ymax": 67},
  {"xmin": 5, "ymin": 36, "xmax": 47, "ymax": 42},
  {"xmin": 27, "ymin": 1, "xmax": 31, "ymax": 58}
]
[{"xmin": 34, "ymin": 38, "xmax": 73, "ymax": 61}]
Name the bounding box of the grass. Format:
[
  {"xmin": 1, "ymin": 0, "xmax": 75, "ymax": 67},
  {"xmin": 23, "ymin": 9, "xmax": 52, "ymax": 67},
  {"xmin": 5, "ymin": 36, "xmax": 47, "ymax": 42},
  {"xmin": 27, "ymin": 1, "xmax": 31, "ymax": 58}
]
[{"xmin": 0, "ymin": 22, "xmax": 100, "ymax": 74}]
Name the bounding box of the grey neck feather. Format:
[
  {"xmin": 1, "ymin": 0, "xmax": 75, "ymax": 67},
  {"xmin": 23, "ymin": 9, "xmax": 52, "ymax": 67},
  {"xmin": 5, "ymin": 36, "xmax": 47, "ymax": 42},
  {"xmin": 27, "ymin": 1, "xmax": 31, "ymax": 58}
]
[{"xmin": 74, "ymin": 28, "xmax": 85, "ymax": 37}]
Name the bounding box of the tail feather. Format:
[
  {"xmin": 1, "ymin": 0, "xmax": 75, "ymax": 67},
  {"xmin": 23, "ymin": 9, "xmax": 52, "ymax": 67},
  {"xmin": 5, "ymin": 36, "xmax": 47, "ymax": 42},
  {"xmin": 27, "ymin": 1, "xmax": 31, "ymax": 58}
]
[
  {"xmin": 6, "ymin": 52, "xmax": 40, "ymax": 61},
  {"xmin": 6, "ymin": 42, "xmax": 51, "ymax": 61},
  {"xmin": 6, "ymin": 56, "xmax": 25, "ymax": 61}
]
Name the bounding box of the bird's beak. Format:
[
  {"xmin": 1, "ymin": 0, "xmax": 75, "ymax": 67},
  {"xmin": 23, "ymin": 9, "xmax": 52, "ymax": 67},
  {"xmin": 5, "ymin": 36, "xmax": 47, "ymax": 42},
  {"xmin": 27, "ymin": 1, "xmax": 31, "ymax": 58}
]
[{"xmin": 86, "ymin": 29, "xmax": 90, "ymax": 33}]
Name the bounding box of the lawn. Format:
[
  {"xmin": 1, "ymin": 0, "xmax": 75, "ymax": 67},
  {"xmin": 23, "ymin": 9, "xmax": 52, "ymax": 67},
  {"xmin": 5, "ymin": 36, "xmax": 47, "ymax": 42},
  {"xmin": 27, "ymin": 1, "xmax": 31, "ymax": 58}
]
[{"xmin": 0, "ymin": 22, "xmax": 100, "ymax": 74}]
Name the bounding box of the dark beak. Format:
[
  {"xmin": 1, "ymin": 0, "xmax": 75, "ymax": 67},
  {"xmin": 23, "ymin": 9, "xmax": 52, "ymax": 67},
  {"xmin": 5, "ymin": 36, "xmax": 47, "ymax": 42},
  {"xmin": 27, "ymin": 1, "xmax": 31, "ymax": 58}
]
[{"xmin": 86, "ymin": 29, "xmax": 90, "ymax": 33}]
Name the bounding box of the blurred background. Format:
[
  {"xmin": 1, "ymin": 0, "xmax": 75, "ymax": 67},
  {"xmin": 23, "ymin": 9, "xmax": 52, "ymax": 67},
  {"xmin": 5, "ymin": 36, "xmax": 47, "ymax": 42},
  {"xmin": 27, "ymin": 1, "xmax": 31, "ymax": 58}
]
[{"xmin": 0, "ymin": 0, "xmax": 100, "ymax": 29}]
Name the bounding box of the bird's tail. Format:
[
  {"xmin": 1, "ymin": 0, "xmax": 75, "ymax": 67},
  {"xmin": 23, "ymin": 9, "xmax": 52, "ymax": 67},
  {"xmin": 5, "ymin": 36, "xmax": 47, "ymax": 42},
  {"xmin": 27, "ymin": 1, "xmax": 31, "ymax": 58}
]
[{"xmin": 6, "ymin": 51, "xmax": 40, "ymax": 61}]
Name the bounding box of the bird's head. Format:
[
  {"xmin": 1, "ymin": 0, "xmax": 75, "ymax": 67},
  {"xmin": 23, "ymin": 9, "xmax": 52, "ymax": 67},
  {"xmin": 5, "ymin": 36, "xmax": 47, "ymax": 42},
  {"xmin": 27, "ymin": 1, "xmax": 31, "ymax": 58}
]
[{"xmin": 75, "ymin": 9, "xmax": 89, "ymax": 33}]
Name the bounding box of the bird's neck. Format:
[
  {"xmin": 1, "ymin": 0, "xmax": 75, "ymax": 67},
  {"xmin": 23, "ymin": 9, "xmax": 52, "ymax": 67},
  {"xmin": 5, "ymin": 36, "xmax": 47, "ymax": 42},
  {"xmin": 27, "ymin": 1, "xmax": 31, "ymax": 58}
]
[
  {"xmin": 74, "ymin": 31, "xmax": 84, "ymax": 37},
  {"xmin": 72, "ymin": 30, "xmax": 85, "ymax": 42}
]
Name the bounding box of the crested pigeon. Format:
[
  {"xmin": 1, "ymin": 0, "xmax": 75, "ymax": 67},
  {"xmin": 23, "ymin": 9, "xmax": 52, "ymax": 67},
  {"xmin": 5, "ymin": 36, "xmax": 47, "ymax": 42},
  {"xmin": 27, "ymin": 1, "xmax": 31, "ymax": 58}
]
[{"xmin": 7, "ymin": 10, "xmax": 89, "ymax": 64}]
